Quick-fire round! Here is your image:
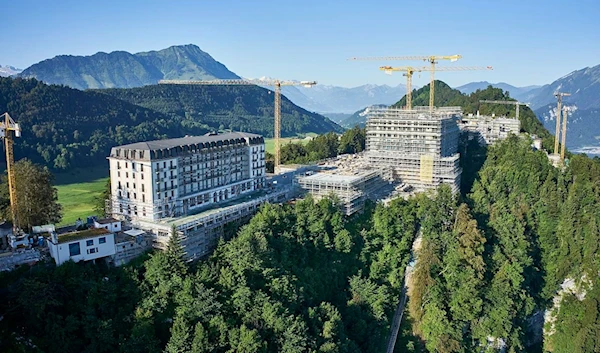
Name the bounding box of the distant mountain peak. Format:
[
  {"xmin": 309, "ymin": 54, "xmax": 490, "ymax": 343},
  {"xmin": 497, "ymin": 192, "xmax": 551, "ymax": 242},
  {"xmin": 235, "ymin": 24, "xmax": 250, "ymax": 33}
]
[
  {"xmin": 0, "ymin": 65, "xmax": 23, "ymax": 77},
  {"xmin": 19, "ymin": 44, "xmax": 239, "ymax": 89}
]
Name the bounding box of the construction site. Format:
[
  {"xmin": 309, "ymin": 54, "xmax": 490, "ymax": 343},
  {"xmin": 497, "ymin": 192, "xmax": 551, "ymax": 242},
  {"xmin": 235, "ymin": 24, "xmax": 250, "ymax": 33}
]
[
  {"xmin": 296, "ymin": 154, "xmax": 393, "ymax": 215},
  {"xmin": 365, "ymin": 106, "xmax": 463, "ymax": 192},
  {"xmin": 0, "ymin": 53, "xmax": 573, "ymax": 269}
]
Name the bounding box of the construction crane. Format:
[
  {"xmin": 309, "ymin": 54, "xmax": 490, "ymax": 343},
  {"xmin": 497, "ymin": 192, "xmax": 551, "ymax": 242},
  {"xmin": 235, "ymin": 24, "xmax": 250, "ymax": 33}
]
[
  {"xmin": 553, "ymin": 92, "xmax": 571, "ymax": 157},
  {"xmin": 349, "ymin": 55, "xmax": 463, "ymax": 111},
  {"xmin": 158, "ymin": 79, "xmax": 317, "ymax": 174},
  {"xmin": 380, "ymin": 65, "xmax": 493, "ymax": 109},
  {"xmin": 561, "ymin": 106, "xmax": 568, "ymax": 162},
  {"xmin": 0, "ymin": 113, "xmax": 21, "ymax": 231},
  {"xmin": 478, "ymin": 100, "xmax": 530, "ymax": 119}
]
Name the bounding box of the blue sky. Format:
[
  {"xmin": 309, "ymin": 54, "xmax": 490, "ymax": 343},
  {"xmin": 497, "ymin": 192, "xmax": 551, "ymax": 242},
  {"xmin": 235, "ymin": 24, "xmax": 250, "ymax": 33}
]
[{"xmin": 3, "ymin": 0, "xmax": 599, "ymax": 88}]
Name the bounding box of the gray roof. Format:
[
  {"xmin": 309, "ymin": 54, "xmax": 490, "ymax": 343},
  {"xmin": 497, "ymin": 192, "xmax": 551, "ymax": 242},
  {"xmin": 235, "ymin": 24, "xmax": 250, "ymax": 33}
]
[
  {"xmin": 109, "ymin": 132, "xmax": 264, "ymax": 161},
  {"xmin": 116, "ymin": 132, "xmax": 263, "ymax": 151}
]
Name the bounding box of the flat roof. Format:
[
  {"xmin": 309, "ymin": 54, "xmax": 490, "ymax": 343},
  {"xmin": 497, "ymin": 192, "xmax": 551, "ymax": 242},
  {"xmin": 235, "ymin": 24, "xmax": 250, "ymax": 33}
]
[
  {"xmin": 96, "ymin": 217, "xmax": 119, "ymax": 224},
  {"xmin": 113, "ymin": 132, "xmax": 263, "ymax": 151},
  {"xmin": 302, "ymin": 173, "xmax": 362, "ymax": 184},
  {"xmin": 57, "ymin": 228, "xmax": 111, "ymax": 244}
]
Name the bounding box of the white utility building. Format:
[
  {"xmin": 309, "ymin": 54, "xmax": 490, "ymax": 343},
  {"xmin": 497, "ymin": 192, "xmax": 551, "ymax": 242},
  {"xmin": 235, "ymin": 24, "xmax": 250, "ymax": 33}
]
[
  {"xmin": 107, "ymin": 132, "xmax": 266, "ymax": 222},
  {"xmin": 47, "ymin": 228, "xmax": 116, "ymax": 266}
]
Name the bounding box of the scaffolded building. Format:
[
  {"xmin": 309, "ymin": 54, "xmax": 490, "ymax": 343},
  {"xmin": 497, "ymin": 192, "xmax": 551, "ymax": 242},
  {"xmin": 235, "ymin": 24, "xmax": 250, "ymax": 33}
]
[
  {"xmin": 297, "ymin": 169, "xmax": 387, "ymax": 215},
  {"xmin": 459, "ymin": 113, "xmax": 521, "ymax": 145},
  {"xmin": 365, "ymin": 107, "xmax": 462, "ymax": 193}
]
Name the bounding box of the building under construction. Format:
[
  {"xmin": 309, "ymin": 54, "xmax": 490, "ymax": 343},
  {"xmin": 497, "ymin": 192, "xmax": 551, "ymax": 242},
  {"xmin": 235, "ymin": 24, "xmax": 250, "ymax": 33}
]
[
  {"xmin": 297, "ymin": 168, "xmax": 388, "ymax": 215},
  {"xmin": 365, "ymin": 106, "xmax": 462, "ymax": 193},
  {"xmin": 459, "ymin": 112, "xmax": 521, "ymax": 145}
]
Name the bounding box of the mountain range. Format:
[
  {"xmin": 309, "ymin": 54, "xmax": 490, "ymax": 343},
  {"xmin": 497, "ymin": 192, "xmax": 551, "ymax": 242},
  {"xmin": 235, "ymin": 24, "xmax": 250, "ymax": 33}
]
[
  {"xmin": 19, "ymin": 44, "xmax": 239, "ymax": 89},
  {"xmin": 12, "ymin": 44, "xmax": 600, "ymax": 152},
  {"xmin": 0, "ymin": 65, "xmax": 22, "ymax": 77},
  {"xmin": 455, "ymin": 81, "xmax": 541, "ymax": 102}
]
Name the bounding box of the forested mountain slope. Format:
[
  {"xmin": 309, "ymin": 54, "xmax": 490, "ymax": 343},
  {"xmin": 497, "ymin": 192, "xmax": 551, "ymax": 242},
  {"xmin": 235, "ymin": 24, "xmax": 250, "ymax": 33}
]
[
  {"xmin": 19, "ymin": 44, "xmax": 239, "ymax": 89},
  {"xmin": 0, "ymin": 77, "xmax": 202, "ymax": 170},
  {"xmin": 98, "ymin": 84, "xmax": 342, "ymax": 137},
  {"xmin": 0, "ymin": 77, "xmax": 341, "ymax": 172}
]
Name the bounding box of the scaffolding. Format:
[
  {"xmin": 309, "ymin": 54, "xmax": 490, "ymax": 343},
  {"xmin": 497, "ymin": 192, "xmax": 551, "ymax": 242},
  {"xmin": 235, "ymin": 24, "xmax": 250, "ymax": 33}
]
[
  {"xmin": 297, "ymin": 170, "xmax": 387, "ymax": 215},
  {"xmin": 116, "ymin": 187, "xmax": 293, "ymax": 260},
  {"xmin": 365, "ymin": 107, "xmax": 462, "ymax": 192},
  {"xmin": 459, "ymin": 113, "xmax": 521, "ymax": 145}
]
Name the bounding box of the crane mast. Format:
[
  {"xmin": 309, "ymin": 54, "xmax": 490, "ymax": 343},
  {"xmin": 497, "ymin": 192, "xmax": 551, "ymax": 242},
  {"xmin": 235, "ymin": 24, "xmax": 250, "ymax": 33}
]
[
  {"xmin": 553, "ymin": 92, "xmax": 571, "ymax": 157},
  {"xmin": 0, "ymin": 113, "xmax": 21, "ymax": 231},
  {"xmin": 380, "ymin": 66, "xmax": 493, "ymax": 110},
  {"xmin": 158, "ymin": 79, "xmax": 317, "ymax": 174},
  {"xmin": 349, "ymin": 55, "xmax": 464, "ymax": 111}
]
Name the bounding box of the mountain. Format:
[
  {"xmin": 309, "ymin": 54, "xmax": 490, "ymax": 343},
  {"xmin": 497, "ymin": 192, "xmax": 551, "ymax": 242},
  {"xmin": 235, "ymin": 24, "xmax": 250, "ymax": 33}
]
[
  {"xmin": 338, "ymin": 104, "xmax": 388, "ymax": 128},
  {"xmin": 0, "ymin": 77, "xmax": 341, "ymax": 171},
  {"xmin": 18, "ymin": 44, "xmax": 239, "ymax": 89},
  {"xmin": 524, "ymin": 64, "xmax": 600, "ymax": 153},
  {"xmin": 281, "ymin": 84, "xmax": 406, "ymax": 114},
  {"xmin": 97, "ymin": 84, "xmax": 342, "ymax": 138},
  {"xmin": 0, "ymin": 65, "xmax": 22, "ymax": 77},
  {"xmin": 526, "ymin": 64, "xmax": 600, "ymax": 110},
  {"xmin": 455, "ymin": 81, "xmax": 541, "ymax": 101},
  {"xmin": 535, "ymin": 104, "xmax": 600, "ymax": 151}
]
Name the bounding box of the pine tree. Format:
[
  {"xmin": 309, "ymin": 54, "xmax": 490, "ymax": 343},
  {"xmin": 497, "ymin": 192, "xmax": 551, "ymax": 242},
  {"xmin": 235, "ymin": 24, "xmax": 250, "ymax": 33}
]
[{"xmin": 167, "ymin": 224, "xmax": 187, "ymax": 276}]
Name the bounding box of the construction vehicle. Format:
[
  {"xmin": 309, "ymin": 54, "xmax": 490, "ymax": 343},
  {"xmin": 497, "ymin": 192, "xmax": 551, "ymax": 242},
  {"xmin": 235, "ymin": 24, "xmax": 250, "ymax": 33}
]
[
  {"xmin": 479, "ymin": 100, "xmax": 530, "ymax": 119},
  {"xmin": 0, "ymin": 112, "xmax": 21, "ymax": 232},
  {"xmin": 553, "ymin": 92, "xmax": 571, "ymax": 161},
  {"xmin": 379, "ymin": 66, "xmax": 493, "ymax": 109},
  {"xmin": 158, "ymin": 79, "xmax": 317, "ymax": 174},
  {"xmin": 349, "ymin": 55, "xmax": 469, "ymax": 111}
]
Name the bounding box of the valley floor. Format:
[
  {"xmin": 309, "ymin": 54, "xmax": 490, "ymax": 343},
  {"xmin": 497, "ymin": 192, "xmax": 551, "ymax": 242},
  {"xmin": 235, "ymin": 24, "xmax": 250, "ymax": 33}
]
[{"xmin": 54, "ymin": 166, "xmax": 108, "ymax": 225}]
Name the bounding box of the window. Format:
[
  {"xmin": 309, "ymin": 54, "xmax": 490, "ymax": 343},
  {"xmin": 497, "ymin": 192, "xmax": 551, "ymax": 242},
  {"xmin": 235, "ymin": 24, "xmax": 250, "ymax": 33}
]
[
  {"xmin": 87, "ymin": 248, "xmax": 97, "ymax": 254},
  {"xmin": 141, "ymin": 185, "xmax": 145, "ymax": 192},
  {"xmin": 86, "ymin": 239, "xmax": 94, "ymax": 246},
  {"xmin": 126, "ymin": 172, "xmax": 129, "ymax": 178},
  {"xmin": 142, "ymin": 194, "xmax": 145, "ymax": 202},
  {"xmin": 69, "ymin": 243, "xmax": 81, "ymax": 256},
  {"xmin": 141, "ymin": 164, "xmax": 144, "ymax": 172},
  {"xmin": 117, "ymin": 171, "xmax": 120, "ymax": 177},
  {"xmin": 126, "ymin": 162, "xmax": 128, "ymax": 168},
  {"xmin": 141, "ymin": 174, "xmax": 144, "ymax": 180}
]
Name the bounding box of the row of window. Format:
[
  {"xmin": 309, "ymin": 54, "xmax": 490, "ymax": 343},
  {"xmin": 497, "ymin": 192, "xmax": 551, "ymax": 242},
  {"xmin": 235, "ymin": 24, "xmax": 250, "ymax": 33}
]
[
  {"xmin": 68, "ymin": 237, "xmax": 107, "ymax": 257},
  {"xmin": 116, "ymin": 160, "xmax": 145, "ymax": 171}
]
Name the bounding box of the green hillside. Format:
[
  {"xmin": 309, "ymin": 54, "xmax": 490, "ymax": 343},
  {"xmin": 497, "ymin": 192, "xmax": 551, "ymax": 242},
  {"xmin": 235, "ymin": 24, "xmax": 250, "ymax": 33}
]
[
  {"xmin": 98, "ymin": 84, "xmax": 343, "ymax": 138},
  {"xmin": 395, "ymin": 81, "xmax": 553, "ymax": 147}
]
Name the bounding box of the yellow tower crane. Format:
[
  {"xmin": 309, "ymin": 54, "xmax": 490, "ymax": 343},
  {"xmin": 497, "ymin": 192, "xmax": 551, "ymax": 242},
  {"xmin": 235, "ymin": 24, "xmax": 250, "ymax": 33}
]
[
  {"xmin": 349, "ymin": 55, "xmax": 463, "ymax": 111},
  {"xmin": 0, "ymin": 113, "xmax": 22, "ymax": 231},
  {"xmin": 381, "ymin": 66, "xmax": 493, "ymax": 109},
  {"xmin": 158, "ymin": 79, "xmax": 317, "ymax": 174},
  {"xmin": 553, "ymin": 92, "xmax": 571, "ymax": 160},
  {"xmin": 478, "ymin": 100, "xmax": 530, "ymax": 119}
]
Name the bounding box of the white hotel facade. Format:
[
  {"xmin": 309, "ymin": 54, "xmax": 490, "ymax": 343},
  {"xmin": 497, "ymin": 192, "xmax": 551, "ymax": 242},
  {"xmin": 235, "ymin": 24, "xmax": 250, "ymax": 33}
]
[{"xmin": 107, "ymin": 132, "xmax": 266, "ymax": 223}]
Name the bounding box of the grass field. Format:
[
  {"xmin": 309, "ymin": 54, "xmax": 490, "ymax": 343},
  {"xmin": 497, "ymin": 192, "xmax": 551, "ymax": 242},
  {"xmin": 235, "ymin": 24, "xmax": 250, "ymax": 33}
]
[
  {"xmin": 264, "ymin": 136, "xmax": 312, "ymax": 154},
  {"xmin": 54, "ymin": 166, "xmax": 109, "ymax": 226}
]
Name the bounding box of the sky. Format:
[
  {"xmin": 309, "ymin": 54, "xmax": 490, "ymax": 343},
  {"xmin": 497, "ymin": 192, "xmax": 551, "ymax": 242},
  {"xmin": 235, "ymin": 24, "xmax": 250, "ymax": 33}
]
[{"xmin": 2, "ymin": 0, "xmax": 599, "ymax": 88}]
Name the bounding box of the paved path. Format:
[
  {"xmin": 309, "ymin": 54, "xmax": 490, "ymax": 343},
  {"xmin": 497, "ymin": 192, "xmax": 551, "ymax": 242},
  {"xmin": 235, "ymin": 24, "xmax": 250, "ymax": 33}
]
[{"xmin": 385, "ymin": 232, "xmax": 422, "ymax": 353}]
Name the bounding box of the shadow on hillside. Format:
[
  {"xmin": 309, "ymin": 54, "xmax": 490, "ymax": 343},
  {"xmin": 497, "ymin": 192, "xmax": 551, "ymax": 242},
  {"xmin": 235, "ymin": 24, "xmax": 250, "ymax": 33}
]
[{"xmin": 53, "ymin": 165, "xmax": 109, "ymax": 185}]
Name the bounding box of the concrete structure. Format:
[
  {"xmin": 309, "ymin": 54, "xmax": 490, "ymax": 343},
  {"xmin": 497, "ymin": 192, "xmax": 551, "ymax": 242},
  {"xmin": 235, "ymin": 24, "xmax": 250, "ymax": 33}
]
[
  {"xmin": 108, "ymin": 132, "xmax": 266, "ymax": 222},
  {"xmin": 106, "ymin": 132, "xmax": 276, "ymax": 260},
  {"xmin": 460, "ymin": 113, "xmax": 521, "ymax": 145},
  {"xmin": 297, "ymin": 170, "xmax": 386, "ymax": 215},
  {"xmin": 48, "ymin": 228, "xmax": 116, "ymax": 266},
  {"xmin": 365, "ymin": 106, "xmax": 462, "ymax": 193},
  {"xmin": 113, "ymin": 229, "xmax": 152, "ymax": 266},
  {"xmin": 134, "ymin": 187, "xmax": 293, "ymax": 260},
  {"xmin": 94, "ymin": 218, "xmax": 122, "ymax": 232}
]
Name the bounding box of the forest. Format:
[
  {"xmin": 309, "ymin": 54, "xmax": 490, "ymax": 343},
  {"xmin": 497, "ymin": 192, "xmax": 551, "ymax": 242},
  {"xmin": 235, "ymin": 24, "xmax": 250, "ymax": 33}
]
[
  {"xmin": 1, "ymin": 135, "xmax": 599, "ymax": 352},
  {"xmin": 1, "ymin": 79, "xmax": 599, "ymax": 352},
  {"xmin": 0, "ymin": 77, "xmax": 341, "ymax": 172}
]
